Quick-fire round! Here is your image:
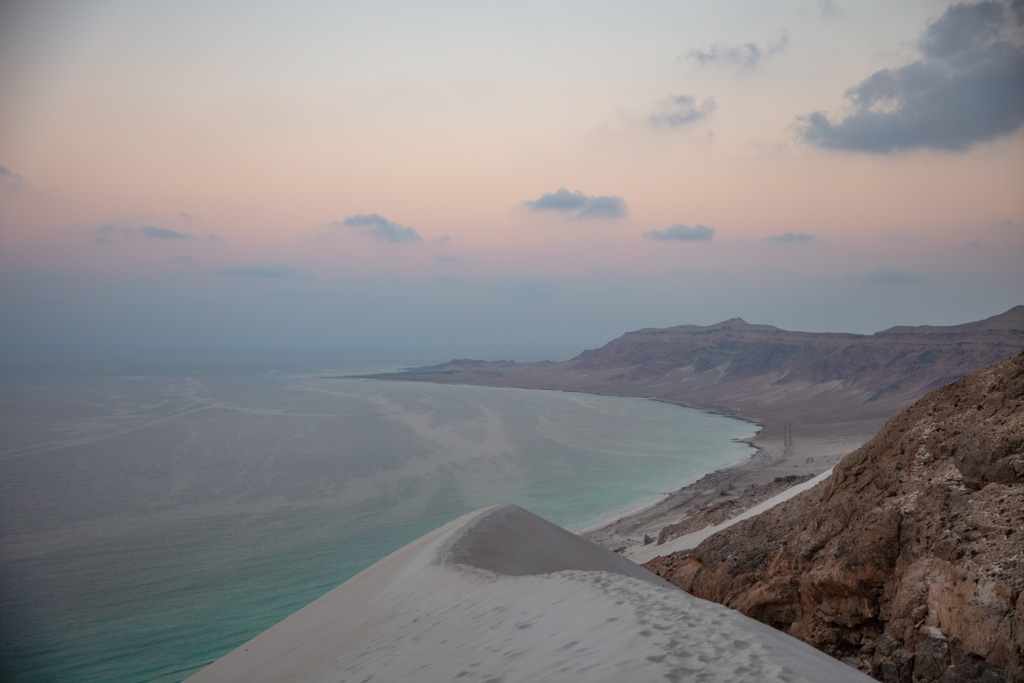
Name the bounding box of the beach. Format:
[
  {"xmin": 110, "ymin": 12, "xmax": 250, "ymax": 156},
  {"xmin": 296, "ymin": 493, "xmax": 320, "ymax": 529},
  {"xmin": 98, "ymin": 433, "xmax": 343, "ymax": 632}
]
[{"xmin": 581, "ymin": 412, "xmax": 876, "ymax": 558}]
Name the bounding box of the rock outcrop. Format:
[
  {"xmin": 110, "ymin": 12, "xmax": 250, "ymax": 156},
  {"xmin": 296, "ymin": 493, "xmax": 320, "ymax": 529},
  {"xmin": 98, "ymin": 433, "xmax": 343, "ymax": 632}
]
[{"xmin": 644, "ymin": 351, "xmax": 1024, "ymax": 682}]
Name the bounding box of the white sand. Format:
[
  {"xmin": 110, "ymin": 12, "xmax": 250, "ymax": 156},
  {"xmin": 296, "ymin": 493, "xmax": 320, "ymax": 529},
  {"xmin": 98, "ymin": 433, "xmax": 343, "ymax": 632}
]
[
  {"xmin": 626, "ymin": 467, "xmax": 835, "ymax": 565},
  {"xmin": 188, "ymin": 502, "xmax": 868, "ymax": 682}
]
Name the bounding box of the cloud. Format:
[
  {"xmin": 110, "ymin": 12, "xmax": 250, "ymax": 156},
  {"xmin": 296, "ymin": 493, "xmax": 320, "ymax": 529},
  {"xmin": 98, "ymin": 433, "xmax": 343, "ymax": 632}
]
[
  {"xmin": 859, "ymin": 266, "xmax": 924, "ymax": 285},
  {"xmin": 962, "ymin": 240, "xmax": 982, "ymax": 249},
  {"xmin": 798, "ymin": 0, "xmax": 1024, "ymax": 153},
  {"xmin": 218, "ymin": 264, "xmax": 300, "ymax": 278},
  {"xmin": 142, "ymin": 225, "xmax": 194, "ymax": 240},
  {"xmin": 687, "ymin": 34, "xmax": 788, "ymax": 71},
  {"xmin": 523, "ymin": 189, "xmax": 629, "ymax": 219},
  {"xmin": 436, "ymin": 254, "xmax": 460, "ymax": 262},
  {"xmin": 766, "ymin": 232, "xmax": 816, "ymax": 243},
  {"xmin": 645, "ymin": 224, "xmax": 716, "ymax": 241},
  {"xmin": 340, "ymin": 213, "xmax": 421, "ymax": 243},
  {"xmin": 0, "ymin": 165, "xmax": 23, "ymax": 180},
  {"xmin": 94, "ymin": 225, "xmax": 134, "ymax": 242},
  {"xmin": 649, "ymin": 94, "xmax": 716, "ymax": 127},
  {"xmin": 94, "ymin": 222, "xmax": 201, "ymax": 244}
]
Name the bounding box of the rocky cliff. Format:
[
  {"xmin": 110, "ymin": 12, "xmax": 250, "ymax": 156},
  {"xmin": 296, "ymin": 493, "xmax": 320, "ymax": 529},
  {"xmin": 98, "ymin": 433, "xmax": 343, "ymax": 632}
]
[
  {"xmin": 644, "ymin": 351, "xmax": 1024, "ymax": 682},
  {"xmin": 365, "ymin": 307, "xmax": 1024, "ymax": 437}
]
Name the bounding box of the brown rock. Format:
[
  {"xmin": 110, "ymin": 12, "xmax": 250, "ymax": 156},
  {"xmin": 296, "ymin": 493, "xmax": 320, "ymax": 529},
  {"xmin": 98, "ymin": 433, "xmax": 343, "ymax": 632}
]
[
  {"xmin": 644, "ymin": 350, "xmax": 1024, "ymax": 682},
  {"xmin": 356, "ymin": 307, "xmax": 1024, "ymax": 438}
]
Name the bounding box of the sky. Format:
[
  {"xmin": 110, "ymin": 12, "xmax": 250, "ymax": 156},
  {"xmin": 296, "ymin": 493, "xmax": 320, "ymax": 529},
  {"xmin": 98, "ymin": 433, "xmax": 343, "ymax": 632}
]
[{"xmin": 1, "ymin": 0, "xmax": 1022, "ymax": 364}]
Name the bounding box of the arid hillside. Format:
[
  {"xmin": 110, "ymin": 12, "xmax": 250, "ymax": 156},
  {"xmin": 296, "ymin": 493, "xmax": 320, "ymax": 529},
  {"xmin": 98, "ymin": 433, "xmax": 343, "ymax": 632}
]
[
  {"xmin": 645, "ymin": 351, "xmax": 1024, "ymax": 682},
  {"xmin": 365, "ymin": 307, "xmax": 1024, "ymax": 439}
]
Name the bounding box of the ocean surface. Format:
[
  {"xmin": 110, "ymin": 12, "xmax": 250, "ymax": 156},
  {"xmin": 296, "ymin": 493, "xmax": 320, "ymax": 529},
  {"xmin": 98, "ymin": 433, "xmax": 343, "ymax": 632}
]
[{"xmin": 0, "ymin": 362, "xmax": 756, "ymax": 682}]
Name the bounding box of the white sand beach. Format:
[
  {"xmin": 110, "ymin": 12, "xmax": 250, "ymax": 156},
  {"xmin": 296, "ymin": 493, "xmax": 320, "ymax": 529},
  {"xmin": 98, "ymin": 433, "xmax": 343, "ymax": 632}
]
[
  {"xmin": 625, "ymin": 467, "xmax": 835, "ymax": 564},
  {"xmin": 188, "ymin": 503, "xmax": 869, "ymax": 682}
]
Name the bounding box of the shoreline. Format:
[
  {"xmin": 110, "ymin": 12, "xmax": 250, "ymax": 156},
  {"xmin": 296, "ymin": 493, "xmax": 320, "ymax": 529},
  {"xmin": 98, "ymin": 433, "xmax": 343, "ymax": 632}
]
[
  {"xmin": 343, "ymin": 373, "xmax": 877, "ymax": 559},
  {"xmin": 579, "ymin": 408, "xmax": 876, "ymax": 557}
]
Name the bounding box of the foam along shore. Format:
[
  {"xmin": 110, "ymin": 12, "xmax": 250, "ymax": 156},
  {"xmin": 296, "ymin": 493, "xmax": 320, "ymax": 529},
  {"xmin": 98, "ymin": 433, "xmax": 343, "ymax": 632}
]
[{"xmin": 188, "ymin": 504, "xmax": 870, "ymax": 682}]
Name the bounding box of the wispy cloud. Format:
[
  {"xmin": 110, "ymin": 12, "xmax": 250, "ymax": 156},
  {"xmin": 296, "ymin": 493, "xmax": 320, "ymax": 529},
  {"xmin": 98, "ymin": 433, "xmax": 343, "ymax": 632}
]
[
  {"xmin": 94, "ymin": 222, "xmax": 199, "ymax": 244},
  {"xmin": 0, "ymin": 165, "xmax": 23, "ymax": 180},
  {"xmin": 218, "ymin": 264, "xmax": 300, "ymax": 278},
  {"xmin": 645, "ymin": 224, "xmax": 715, "ymax": 241},
  {"xmin": 649, "ymin": 94, "xmax": 716, "ymax": 127},
  {"xmin": 766, "ymin": 232, "xmax": 816, "ymax": 243},
  {"xmin": 687, "ymin": 34, "xmax": 788, "ymax": 71},
  {"xmin": 523, "ymin": 189, "xmax": 628, "ymax": 219},
  {"xmin": 142, "ymin": 225, "xmax": 194, "ymax": 240},
  {"xmin": 339, "ymin": 213, "xmax": 421, "ymax": 243},
  {"xmin": 799, "ymin": 0, "xmax": 1024, "ymax": 153}
]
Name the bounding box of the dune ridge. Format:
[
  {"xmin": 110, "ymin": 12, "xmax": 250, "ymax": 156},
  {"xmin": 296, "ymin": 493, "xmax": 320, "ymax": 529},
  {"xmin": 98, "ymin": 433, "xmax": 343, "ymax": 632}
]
[{"xmin": 188, "ymin": 504, "xmax": 870, "ymax": 682}]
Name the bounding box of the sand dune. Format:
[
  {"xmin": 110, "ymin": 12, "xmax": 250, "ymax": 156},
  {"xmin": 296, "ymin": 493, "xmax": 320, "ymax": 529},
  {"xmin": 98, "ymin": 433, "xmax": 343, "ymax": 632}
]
[{"xmin": 188, "ymin": 504, "xmax": 870, "ymax": 682}]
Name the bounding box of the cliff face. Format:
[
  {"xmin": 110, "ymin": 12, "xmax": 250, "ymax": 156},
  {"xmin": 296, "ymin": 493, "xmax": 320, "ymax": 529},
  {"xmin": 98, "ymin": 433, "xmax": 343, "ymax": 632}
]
[
  {"xmin": 569, "ymin": 307, "xmax": 1024, "ymax": 417},
  {"xmin": 644, "ymin": 351, "xmax": 1024, "ymax": 682},
  {"xmin": 368, "ymin": 307, "xmax": 1024, "ymax": 434}
]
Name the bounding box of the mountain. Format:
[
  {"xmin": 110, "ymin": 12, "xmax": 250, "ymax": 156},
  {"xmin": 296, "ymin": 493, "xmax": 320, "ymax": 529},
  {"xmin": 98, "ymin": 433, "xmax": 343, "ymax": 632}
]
[
  {"xmin": 644, "ymin": 350, "xmax": 1024, "ymax": 682},
  {"xmin": 364, "ymin": 306, "xmax": 1024, "ymax": 439}
]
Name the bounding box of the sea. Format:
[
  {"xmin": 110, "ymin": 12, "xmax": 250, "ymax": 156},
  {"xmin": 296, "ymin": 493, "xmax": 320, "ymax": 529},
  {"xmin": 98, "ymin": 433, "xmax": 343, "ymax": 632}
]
[{"xmin": 0, "ymin": 359, "xmax": 756, "ymax": 682}]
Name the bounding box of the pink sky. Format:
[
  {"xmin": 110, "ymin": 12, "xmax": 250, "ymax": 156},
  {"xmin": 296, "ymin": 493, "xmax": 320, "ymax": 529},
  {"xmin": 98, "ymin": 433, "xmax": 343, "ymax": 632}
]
[{"xmin": 1, "ymin": 0, "xmax": 1022, "ymax": 361}]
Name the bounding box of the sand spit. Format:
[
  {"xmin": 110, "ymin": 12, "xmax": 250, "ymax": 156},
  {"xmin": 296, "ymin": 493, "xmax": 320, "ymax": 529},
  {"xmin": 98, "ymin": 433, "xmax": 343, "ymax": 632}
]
[
  {"xmin": 625, "ymin": 467, "xmax": 835, "ymax": 565},
  {"xmin": 581, "ymin": 429, "xmax": 869, "ymax": 556},
  {"xmin": 188, "ymin": 504, "xmax": 870, "ymax": 682}
]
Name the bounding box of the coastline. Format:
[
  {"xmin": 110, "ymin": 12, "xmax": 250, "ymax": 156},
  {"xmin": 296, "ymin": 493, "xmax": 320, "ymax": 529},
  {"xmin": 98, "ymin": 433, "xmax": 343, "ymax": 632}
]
[
  {"xmin": 346, "ymin": 373, "xmax": 878, "ymax": 559},
  {"xmin": 580, "ymin": 410, "xmax": 876, "ymax": 556}
]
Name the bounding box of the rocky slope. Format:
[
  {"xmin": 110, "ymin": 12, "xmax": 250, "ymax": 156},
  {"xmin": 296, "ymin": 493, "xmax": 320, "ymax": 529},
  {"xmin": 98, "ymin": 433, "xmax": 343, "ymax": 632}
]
[
  {"xmin": 644, "ymin": 350, "xmax": 1024, "ymax": 682},
  {"xmin": 365, "ymin": 307, "xmax": 1024, "ymax": 438}
]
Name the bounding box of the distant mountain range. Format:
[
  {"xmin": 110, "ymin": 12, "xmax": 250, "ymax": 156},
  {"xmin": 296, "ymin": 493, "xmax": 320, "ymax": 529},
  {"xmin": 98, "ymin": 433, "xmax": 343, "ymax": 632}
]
[{"xmin": 362, "ymin": 306, "xmax": 1024, "ymax": 437}]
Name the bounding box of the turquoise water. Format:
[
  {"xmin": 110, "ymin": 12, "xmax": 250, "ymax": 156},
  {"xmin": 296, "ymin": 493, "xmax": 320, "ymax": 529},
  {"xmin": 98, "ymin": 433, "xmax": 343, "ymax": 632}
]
[{"xmin": 0, "ymin": 366, "xmax": 755, "ymax": 681}]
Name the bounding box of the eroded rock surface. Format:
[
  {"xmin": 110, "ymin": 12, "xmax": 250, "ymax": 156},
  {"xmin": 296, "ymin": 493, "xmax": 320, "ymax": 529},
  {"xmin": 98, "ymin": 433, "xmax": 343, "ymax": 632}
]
[{"xmin": 645, "ymin": 350, "xmax": 1024, "ymax": 682}]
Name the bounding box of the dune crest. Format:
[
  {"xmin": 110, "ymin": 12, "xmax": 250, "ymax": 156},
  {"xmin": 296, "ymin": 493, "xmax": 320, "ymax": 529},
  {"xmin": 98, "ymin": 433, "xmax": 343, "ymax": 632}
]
[{"xmin": 189, "ymin": 504, "xmax": 869, "ymax": 682}]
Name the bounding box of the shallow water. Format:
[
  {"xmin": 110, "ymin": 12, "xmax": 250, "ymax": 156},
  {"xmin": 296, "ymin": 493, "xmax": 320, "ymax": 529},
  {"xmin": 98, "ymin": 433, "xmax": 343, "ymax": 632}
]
[{"xmin": 0, "ymin": 365, "xmax": 755, "ymax": 681}]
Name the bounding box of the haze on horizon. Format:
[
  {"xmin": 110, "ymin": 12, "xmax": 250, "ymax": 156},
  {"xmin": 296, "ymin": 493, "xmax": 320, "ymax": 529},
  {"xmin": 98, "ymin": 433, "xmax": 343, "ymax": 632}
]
[{"xmin": 1, "ymin": 0, "xmax": 1022, "ymax": 364}]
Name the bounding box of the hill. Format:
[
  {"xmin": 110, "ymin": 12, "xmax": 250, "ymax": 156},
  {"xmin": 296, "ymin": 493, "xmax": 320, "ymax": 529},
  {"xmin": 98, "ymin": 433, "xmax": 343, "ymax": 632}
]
[
  {"xmin": 365, "ymin": 307, "xmax": 1024, "ymax": 440},
  {"xmin": 644, "ymin": 350, "xmax": 1024, "ymax": 682}
]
